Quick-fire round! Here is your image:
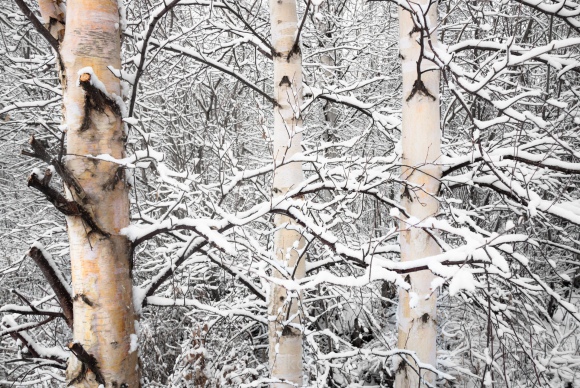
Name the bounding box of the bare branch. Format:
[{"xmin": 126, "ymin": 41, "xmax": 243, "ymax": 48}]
[
  {"xmin": 27, "ymin": 246, "xmax": 73, "ymax": 328},
  {"xmin": 13, "ymin": 0, "xmax": 60, "ymax": 52}
]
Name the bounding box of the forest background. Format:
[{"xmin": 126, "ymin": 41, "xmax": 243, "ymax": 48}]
[{"xmin": 1, "ymin": 0, "xmax": 580, "ymax": 387}]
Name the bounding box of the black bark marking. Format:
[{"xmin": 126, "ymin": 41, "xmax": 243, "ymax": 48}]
[
  {"xmin": 406, "ymin": 79, "xmax": 436, "ymax": 102},
  {"xmin": 103, "ymin": 167, "xmax": 126, "ymax": 191},
  {"xmin": 286, "ymin": 43, "xmax": 301, "ymax": 62},
  {"xmin": 279, "ymin": 75, "xmax": 292, "ymax": 87},
  {"xmin": 73, "ymin": 293, "xmax": 93, "ymax": 307},
  {"xmin": 78, "ymin": 73, "xmax": 122, "ymax": 132},
  {"xmin": 68, "ymin": 362, "xmax": 88, "ymax": 386},
  {"xmin": 409, "ymin": 25, "xmax": 421, "ymax": 36},
  {"xmin": 281, "ymin": 325, "xmax": 300, "ymax": 337}
]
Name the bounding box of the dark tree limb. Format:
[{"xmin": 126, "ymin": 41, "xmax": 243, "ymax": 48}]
[
  {"xmin": 220, "ymin": 0, "xmax": 274, "ymax": 58},
  {"xmin": 6, "ymin": 330, "xmax": 40, "ymax": 358},
  {"xmin": 22, "ymin": 135, "xmax": 86, "ymax": 201},
  {"xmin": 11, "ymin": 290, "xmax": 43, "ymax": 315},
  {"xmin": 4, "ymin": 357, "xmax": 66, "ymax": 370},
  {"xmin": 449, "ymin": 44, "xmax": 580, "ymax": 75},
  {"xmin": 13, "ymin": 0, "xmax": 60, "ymax": 52},
  {"xmin": 0, "ymin": 316, "xmax": 56, "ymax": 338},
  {"xmin": 142, "ymin": 224, "xmax": 235, "ymax": 303},
  {"xmin": 2, "ymin": 318, "xmax": 67, "ymax": 366},
  {"xmin": 512, "ymin": 0, "xmax": 580, "ymax": 35},
  {"xmin": 0, "ymin": 305, "xmax": 65, "ymax": 318},
  {"xmin": 443, "ymin": 154, "xmax": 580, "ymax": 177},
  {"xmin": 305, "ymin": 92, "xmax": 373, "ymax": 118},
  {"xmin": 27, "ymin": 246, "xmax": 73, "ymax": 328},
  {"xmin": 147, "ymin": 40, "xmax": 278, "ymax": 106},
  {"xmin": 68, "ymin": 342, "xmax": 105, "ymax": 386},
  {"xmin": 202, "ymin": 248, "xmax": 266, "ymax": 301},
  {"xmin": 27, "ymin": 172, "xmax": 110, "ymax": 237},
  {"xmin": 286, "ymin": 0, "xmax": 311, "ymax": 61}
]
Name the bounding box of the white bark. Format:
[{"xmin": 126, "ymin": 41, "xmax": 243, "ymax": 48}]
[
  {"xmin": 269, "ymin": 0, "xmax": 305, "ymax": 386},
  {"xmin": 59, "ymin": 0, "xmax": 139, "ymax": 386},
  {"xmin": 395, "ymin": 1, "xmax": 441, "ymax": 387}
]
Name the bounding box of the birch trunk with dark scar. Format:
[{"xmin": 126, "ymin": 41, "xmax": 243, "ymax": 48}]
[
  {"xmin": 58, "ymin": 0, "xmax": 139, "ymax": 386},
  {"xmin": 395, "ymin": 1, "xmax": 441, "ymax": 387},
  {"xmin": 269, "ymin": 0, "xmax": 305, "ymax": 386}
]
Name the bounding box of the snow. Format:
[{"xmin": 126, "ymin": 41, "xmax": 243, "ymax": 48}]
[
  {"xmin": 132, "ymin": 286, "xmax": 147, "ymax": 315},
  {"xmin": 121, "ymin": 218, "xmax": 235, "ymax": 255},
  {"xmin": 4, "ymin": 4, "xmax": 580, "ymax": 386},
  {"xmin": 431, "ymin": 276, "xmax": 445, "ymax": 291},
  {"xmin": 409, "ymin": 292, "xmax": 419, "ymax": 308},
  {"xmin": 547, "ymin": 98, "xmax": 568, "ymax": 109},
  {"xmin": 448, "ymin": 268, "xmax": 476, "ymax": 296},
  {"xmin": 2, "ymin": 316, "xmax": 68, "ymax": 360},
  {"xmin": 107, "ymin": 66, "xmax": 136, "ymax": 84},
  {"xmin": 117, "ymin": 0, "xmax": 127, "ymax": 32},
  {"xmin": 129, "ymin": 333, "xmax": 138, "ymax": 353},
  {"xmin": 76, "ymin": 67, "xmax": 106, "ymax": 94},
  {"xmin": 122, "ymin": 117, "xmax": 139, "ymax": 125}
]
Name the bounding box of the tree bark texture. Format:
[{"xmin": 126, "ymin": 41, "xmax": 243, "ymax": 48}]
[
  {"xmin": 269, "ymin": 0, "xmax": 305, "ymax": 386},
  {"xmin": 395, "ymin": 1, "xmax": 441, "ymax": 387},
  {"xmin": 56, "ymin": 0, "xmax": 140, "ymax": 386}
]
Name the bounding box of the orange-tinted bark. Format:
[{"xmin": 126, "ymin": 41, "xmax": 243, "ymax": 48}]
[{"xmin": 59, "ymin": 0, "xmax": 139, "ymax": 386}]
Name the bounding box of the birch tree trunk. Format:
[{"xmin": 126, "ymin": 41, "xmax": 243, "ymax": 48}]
[
  {"xmin": 57, "ymin": 0, "xmax": 140, "ymax": 386},
  {"xmin": 269, "ymin": 0, "xmax": 305, "ymax": 386},
  {"xmin": 395, "ymin": 1, "xmax": 441, "ymax": 387}
]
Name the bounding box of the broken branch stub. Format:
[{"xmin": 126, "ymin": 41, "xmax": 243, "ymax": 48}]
[
  {"xmin": 27, "ymin": 172, "xmax": 110, "ymax": 237},
  {"xmin": 68, "ymin": 342, "xmax": 106, "ymax": 386},
  {"xmin": 22, "ymin": 135, "xmax": 86, "ymax": 201},
  {"xmin": 78, "ymin": 73, "xmax": 122, "ymax": 132}
]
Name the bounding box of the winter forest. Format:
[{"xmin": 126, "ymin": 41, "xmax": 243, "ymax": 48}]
[{"xmin": 0, "ymin": 0, "xmax": 580, "ymax": 386}]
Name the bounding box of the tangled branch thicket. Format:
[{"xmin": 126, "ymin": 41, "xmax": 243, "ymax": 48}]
[{"xmin": 1, "ymin": 0, "xmax": 580, "ymax": 387}]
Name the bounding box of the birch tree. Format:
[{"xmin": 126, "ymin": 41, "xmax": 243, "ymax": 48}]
[
  {"xmin": 61, "ymin": 0, "xmax": 139, "ymax": 385},
  {"xmin": 395, "ymin": 0, "xmax": 440, "ymax": 386},
  {"xmin": 11, "ymin": 0, "xmax": 139, "ymax": 385},
  {"xmin": 2, "ymin": 0, "xmax": 580, "ymax": 387},
  {"xmin": 269, "ymin": 0, "xmax": 306, "ymax": 385}
]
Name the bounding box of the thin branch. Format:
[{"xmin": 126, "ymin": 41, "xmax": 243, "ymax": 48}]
[
  {"xmin": 146, "ymin": 40, "xmax": 278, "ymax": 106},
  {"xmin": 128, "ymin": 0, "xmax": 182, "ymax": 118}
]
